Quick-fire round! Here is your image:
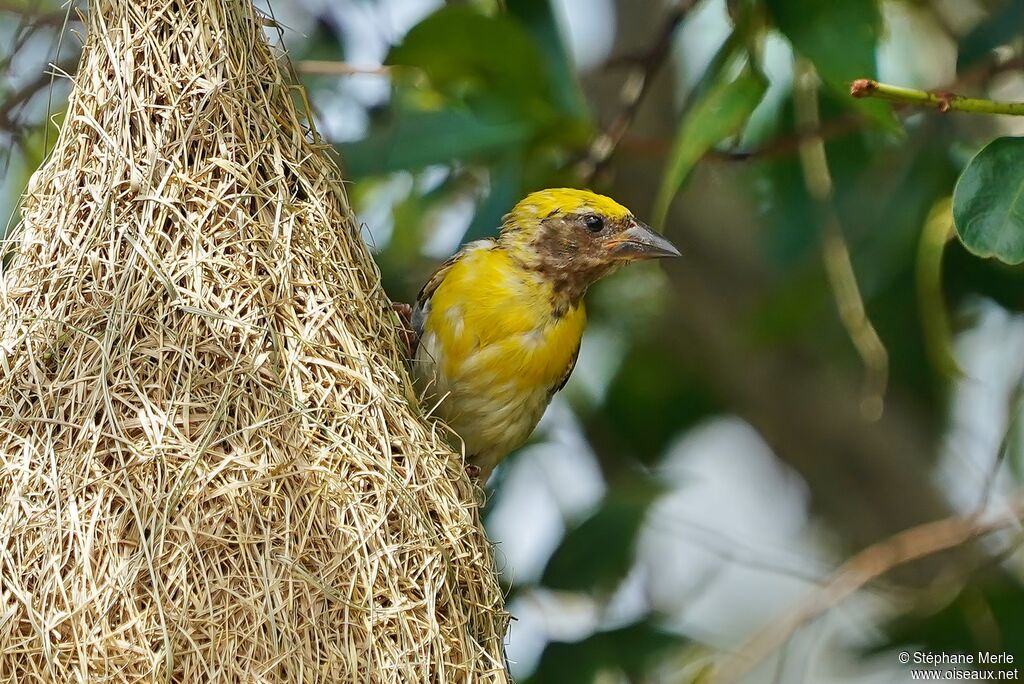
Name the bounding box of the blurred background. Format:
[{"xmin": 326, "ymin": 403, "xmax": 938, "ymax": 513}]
[{"xmin": 3, "ymin": 0, "xmax": 1024, "ymax": 681}]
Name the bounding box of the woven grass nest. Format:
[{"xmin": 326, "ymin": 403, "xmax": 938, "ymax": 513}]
[{"xmin": 0, "ymin": 0, "xmax": 509, "ymax": 681}]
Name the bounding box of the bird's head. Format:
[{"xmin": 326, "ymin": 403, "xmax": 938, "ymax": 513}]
[{"xmin": 498, "ymin": 188, "xmax": 680, "ymax": 304}]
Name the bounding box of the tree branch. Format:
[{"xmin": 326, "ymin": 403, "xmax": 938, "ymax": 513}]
[
  {"xmin": 0, "ymin": 57, "xmax": 79, "ymax": 134},
  {"xmin": 577, "ymin": 0, "xmax": 699, "ymax": 184},
  {"xmin": 614, "ymin": 55, "xmax": 1024, "ymax": 165},
  {"xmin": 796, "ymin": 59, "xmax": 888, "ymax": 420},
  {"xmin": 710, "ymin": 493, "xmax": 1024, "ymax": 684},
  {"xmin": 0, "ymin": 1, "xmax": 80, "ymax": 25},
  {"xmin": 295, "ymin": 60, "xmax": 392, "ymax": 77},
  {"xmin": 850, "ymin": 78, "xmax": 1024, "ymax": 115}
]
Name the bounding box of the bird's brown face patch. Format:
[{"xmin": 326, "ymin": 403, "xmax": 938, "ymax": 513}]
[{"xmin": 528, "ymin": 210, "xmax": 636, "ymax": 310}]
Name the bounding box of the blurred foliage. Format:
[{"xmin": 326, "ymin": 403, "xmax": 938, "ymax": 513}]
[
  {"xmin": 767, "ymin": 0, "xmax": 897, "ymax": 131},
  {"xmin": 653, "ymin": 62, "xmax": 766, "ymax": 227},
  {"xmin": 526, "ymin": 621, "xmax": 690, "ymax": 684},
  {"xmin": 341, "ymin": 3, "xmax": 592, "ymax": 248},
  {"xmin": 879, "ymin": 576, "xmax": 1024, "ymax": 675},
  {"xmin": 957, "ymin": 0, "xmax": 1024, "ymax": 71},
  {"xmin": 542, "ymin": 484, "xmax": 663, "ymax": 592},
  {"xmin": 5, "ymin": 0, "xmax": 1024, "ymax": 680},
  {"xmin": 325, "ymin": 0, "xmax": 1024, "ymax": 678}
]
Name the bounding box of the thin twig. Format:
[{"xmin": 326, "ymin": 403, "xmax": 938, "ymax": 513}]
[
  {"xmin": 614, "ymin": 114, "xmax": 864, "ymax": 162},
  {"xmin": 851, "ymin": 78, "xmax": 1024, "ymax": 115},
  {"xmin": 717, "ymin": 55, "xmax": 1024, "ymax": 162},
  {"xmin": 717, "ymin": 114, "xmax": 866, "ymax": 161},
  {"xmin": 914, "ymin": 197, "xmax": 959, "ymax": 377},
  {"xmin": 710, "ymin": 492, "xmax": 1024, "ymax": 684},
  {"xmin": 615, "ymin": 56, "xmax": 1024, "ymax": 164},
  {"xmin": 0, "ymin": 57, "xmax": 80, "ymax": 133},
  {"xmin": 0, "ymin": 1, "xmax": 80, "ymax": 26},
  {"xmin": 955, "ymin": 54, "xmax": 1024, "ymax": 92},
  {"xmin": 578, "ymin": 0, "xmax": 700, "ymax": 183},
  {"xmin": 295, "ymin": 60, "xmax": 392, "ymax": 77},
  {"xmin": 974, "ymin": 378, "xmax": 1024, "ymax": 516},
  {"xmin": 794, "ymin": 58, "xmax": 889, "ymax": 421}
]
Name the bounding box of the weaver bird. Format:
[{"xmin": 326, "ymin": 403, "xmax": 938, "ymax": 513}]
[{"xmin": 407, "ymin": 188, "xmax": 679, "ymax": 482}]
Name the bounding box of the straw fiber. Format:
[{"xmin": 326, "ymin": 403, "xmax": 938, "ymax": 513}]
[{"xmin": 0, "ymin": 0, "xmax": 509, "ymax": 681}]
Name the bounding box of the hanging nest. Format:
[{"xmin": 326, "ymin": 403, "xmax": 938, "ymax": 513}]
[{"xmin": 0, "ymin": 0, "xmax": 509, "ymax": 681}]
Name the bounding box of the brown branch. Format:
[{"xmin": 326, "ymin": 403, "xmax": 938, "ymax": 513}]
[
  {"xmin": 614, "ymin": 114, "xmax": 864, "ymax": 161},
  {"xmin": 0, "ymin": 57, "xmax": 80, "ymax": 133},
  {"xmin": 715, "ymin": 114, "xmax": 866, "ymax": 161},
  {"xmin": 577, "ymin": 0, "xmax": 699, "ymax": 183},
  {"xmin": 295, "ymin": 60, "xmax": 392, "ymax": 77},
  {"xmin": 0, "ymin": 3, "xmax": 82, "ymax": 82},
  {"xmin": 709, "ymin": 493, "xmax": 1024, "ymax": 684},
  {"xmin": 973, "ymin": 375, "xmax": 1024, "ymax": 516},
  {"xmin": 725, "ymin": 54, "xmax": 1024, "ymax": 161},
  {"xmin": 956, "ymin": 55, "xmax": 1024, "ymax": 91},
  {"xmin": 0, "ymin": 1, "xmax": 81, "ymax": 25}
]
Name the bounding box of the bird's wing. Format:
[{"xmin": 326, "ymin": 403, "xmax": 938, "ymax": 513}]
[
  {"xmin": 412, "ymin": 239, "xmax": 496, "ymax": 338},
  {"xmin": 550, "ymin": 341, "xmax": 581, "ymax": 396}
]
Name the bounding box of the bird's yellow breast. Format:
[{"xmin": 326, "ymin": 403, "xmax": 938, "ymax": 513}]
[{"xmin": 424, "ymin": 246, "xmax": 586, "ymax": 392}]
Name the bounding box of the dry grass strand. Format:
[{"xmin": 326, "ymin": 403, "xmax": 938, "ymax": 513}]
[{"xmin": 0, "ymin": 0, "xmax": 509, "ymax": 681}]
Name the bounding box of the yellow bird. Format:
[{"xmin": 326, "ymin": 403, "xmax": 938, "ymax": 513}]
[{"xmin": 409, "ymin": 188, "xmax": 679, "ymax": 482}]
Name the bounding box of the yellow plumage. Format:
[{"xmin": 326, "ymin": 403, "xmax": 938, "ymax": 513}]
[
  {"xmin": 428, "ymin": 247, "xmax": 586, "ymax": 385},
  {"xmin": 415, "ymin": 244, "xmax": 586, "ymax": 477},
  {"xmin": 410, "ymin": 188, "xmax": 678, "ymax": 481}
]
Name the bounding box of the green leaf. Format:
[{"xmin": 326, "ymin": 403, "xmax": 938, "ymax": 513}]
[
  {"xmin": 767, "ymin": 0, "xmax": 878, "ymax": 84},
  {"xmin": 338, "ymin": 106, "xmax": 532, "ymax": 177},
  {"xmin": 541, "ymin": 487, "xmax": 660, "ymax": 592},
  {"xmin": 527, "ymin": 621, "xmax": 688, "ymax": 684},
  {"xmin": 387, "ymin": 6, "xmax": 551, "ymax": 115},
  {"xmin": 952, "ymin": 137, "xmax": 1024, "ymax": 265},
  {"xmin": 652, "ymin": 65, "xmax": 767, "ymax": 229},
  {"xmin": 766, "ymin": 0, "xmax": 894, "ymax": 130},
  {"xmin": 505, "ymin": 0, "xmax": 589, "ymax": 120}
]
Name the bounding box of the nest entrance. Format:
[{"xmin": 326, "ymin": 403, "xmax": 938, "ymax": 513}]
[{"xmin": 0, "ymin": 0, "xmax": 508, "ymax": 681}]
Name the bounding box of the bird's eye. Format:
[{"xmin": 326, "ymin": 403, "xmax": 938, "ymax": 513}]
[{"xmin": 583, "ymin": 214, "xmax": 604, "ymax": 233}]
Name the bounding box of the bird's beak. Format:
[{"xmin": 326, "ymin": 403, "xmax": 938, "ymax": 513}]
[{"xmin": 606, "ymin": 221, "xmax": 681, "ymax": 260}]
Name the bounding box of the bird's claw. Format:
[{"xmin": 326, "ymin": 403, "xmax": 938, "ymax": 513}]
[{"xmin": 392, "ymin": 302, "xmax": 417, "ymax": 358}]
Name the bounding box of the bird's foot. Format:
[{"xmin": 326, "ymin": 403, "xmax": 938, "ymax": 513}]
[
  {"xmin": 392, "ymin": 302, "xmax": 417, "ymax": 358},
  {"xmin": 464, "ymin": 463, "xmax": 481, "ymax": 480}
]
